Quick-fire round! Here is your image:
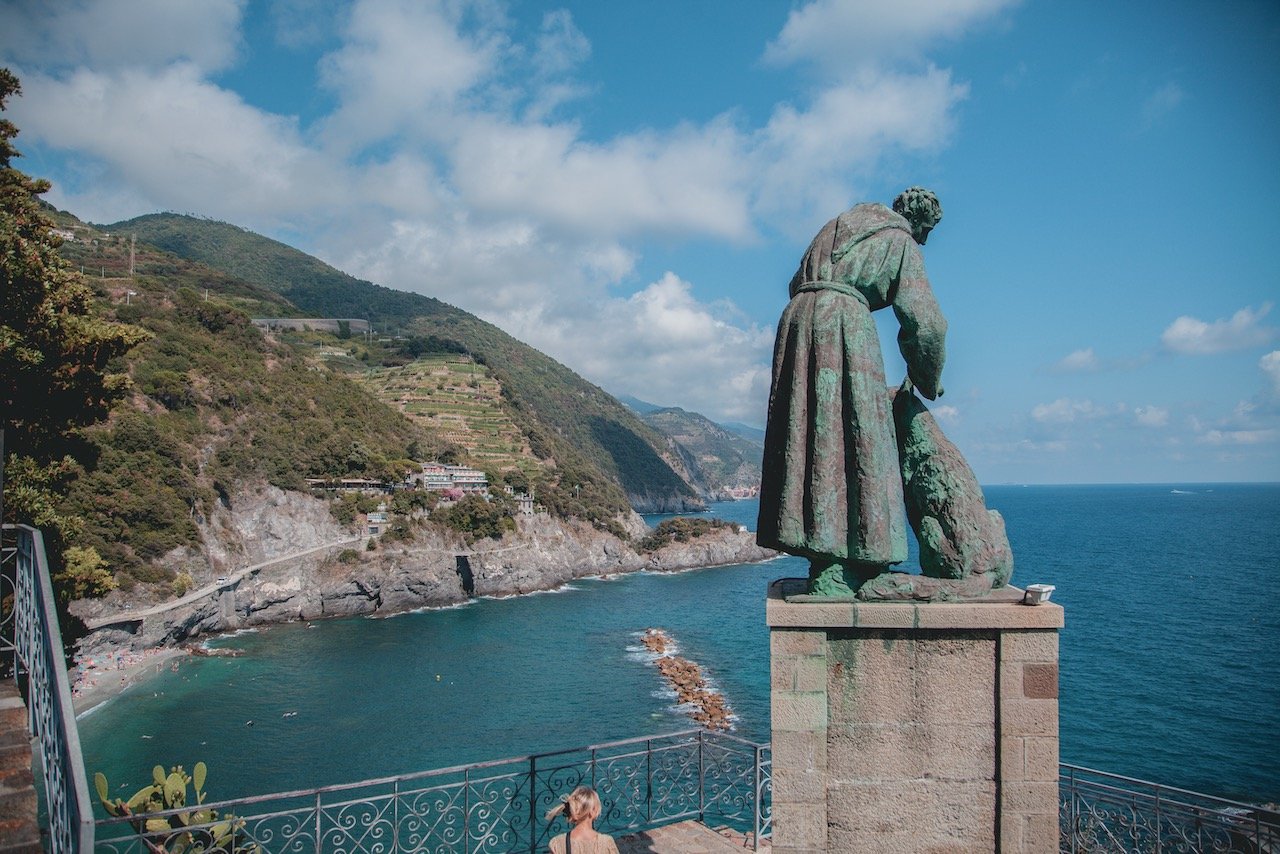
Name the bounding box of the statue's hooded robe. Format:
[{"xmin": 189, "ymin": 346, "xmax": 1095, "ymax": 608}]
[{"xmin": 757, "ymin": 203, "xmax": 946, "ymax": 565}]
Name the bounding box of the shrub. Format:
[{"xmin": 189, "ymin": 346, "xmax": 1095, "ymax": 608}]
[
  {"xmin": 56, "ymin": 546, "xmax": 117, "ymax": 599},
  {"xmin": 430, "ymin": 494, "xmax": 515, "ymax": 544},
  {"xmin": 639, "ymin": 517, "xmax": 731, "ymax": 553},
  {"xmin": 172, "ymin": 571, "xmax": 194, "ymax": 596}
]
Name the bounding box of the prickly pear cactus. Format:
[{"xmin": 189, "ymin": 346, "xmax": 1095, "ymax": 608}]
[{"xmin": 94, "ymin": 762, "xmax": 258, "ymax": 853}]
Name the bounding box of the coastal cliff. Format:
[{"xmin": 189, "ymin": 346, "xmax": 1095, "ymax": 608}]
[{"xmin": 71, "ymin": 484, "xmax": 774, "ymax": 658}]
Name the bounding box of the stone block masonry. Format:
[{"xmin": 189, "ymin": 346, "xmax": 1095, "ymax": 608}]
[
  {"xmin": 767, "ymin": 580, "xmax": 1064, "ymax": 853},
  {"xmin": 0, "ymin": 681, "xmax": 41, "ymax": 853}
]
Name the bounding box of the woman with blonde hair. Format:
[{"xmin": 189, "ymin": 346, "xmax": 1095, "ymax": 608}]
[{"xmin": 545, "ymin": 785, "xmax": 618, "ymax": 854}]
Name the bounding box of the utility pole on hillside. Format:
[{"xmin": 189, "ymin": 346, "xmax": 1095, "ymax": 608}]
[{"xmin": 129, "ymin": 234, "xmax": 136, "ymax": 276}]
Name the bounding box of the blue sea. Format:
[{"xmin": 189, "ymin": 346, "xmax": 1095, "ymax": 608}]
[{"xmin": 78, "ymin": 484, "xmax": 1280, "ymax": 807}]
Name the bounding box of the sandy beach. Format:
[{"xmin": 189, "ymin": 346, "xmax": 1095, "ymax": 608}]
[{"xmin": 72, "ymin": 647, "xmax": 188, "ymax": 717}]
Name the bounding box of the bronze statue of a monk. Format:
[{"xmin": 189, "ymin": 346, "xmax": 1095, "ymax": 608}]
[{"xmin": 757, "ymin": 188, "xmax": 948, "ymax": 597}]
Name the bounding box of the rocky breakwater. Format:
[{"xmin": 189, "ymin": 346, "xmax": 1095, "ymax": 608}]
[
  {"xmin": 71, "ymin": 483, "xmax": 775, "ymax": 660},
  {"xmin": 641, "ymin": 628, "xmax": 733, "ymax": 731}
]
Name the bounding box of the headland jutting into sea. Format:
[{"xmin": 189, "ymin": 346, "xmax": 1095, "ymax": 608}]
[
  {"xmin": 70, "ymin": 490, "xmax": 776, "ymax": 714},
  {"xmin": 74, "ymin": 489, "xmax": 1280, "ymax": 809}
]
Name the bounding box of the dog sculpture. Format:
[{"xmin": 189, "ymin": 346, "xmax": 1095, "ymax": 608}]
[{"xmin": 855, "ymin": 384, "xmax": 1013, "ymax": 601}]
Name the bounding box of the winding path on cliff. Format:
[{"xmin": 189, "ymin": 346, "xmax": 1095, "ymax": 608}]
[{"xmin": 84, "ymin": 538, "xmax": 361, "ymax": 630}]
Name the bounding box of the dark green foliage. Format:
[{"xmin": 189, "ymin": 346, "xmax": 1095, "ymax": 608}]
[
  {"xmin": 639, "ymin": 517, "xmax": 731, "ymax": 553},
  {"xmin": 382, "ymin": 518, "xmax": 415, "ymax": 542},
  {"xmin": 1, "ymin": 71, "xmax": 149, "ymax": 464},
  {"xmin": 329, "ymin": 493, "xmax": 384, "ymax": 525},
  {"xmin": 588, "ymin": 416, "xmax": 691, "ymax": 499},
  {"xmin": 430, "ymin": 494, "xmax": 516, "ymax": 544},
  {"xmin": 65, "ymin": 413, "xmax": 201, "ymax": 580},
  {"xmin": 330, "ymin": 498, "xmax": 357, "ymax": 526},
  {"xmin": 393, "ymin": 334, "xmax": 467, "ymax": 359},
  {"xmin": 0, "ymin": 70, "xmax": 148, "ymax": 606},
  {"xmin": 390, "ymin": 490, "xmax": 436, "ymax": 514}
]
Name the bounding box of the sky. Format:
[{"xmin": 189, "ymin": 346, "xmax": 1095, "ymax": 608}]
[{"xmin": 2, "ymin": 0, "xmax": 1278, "ymax": 484}]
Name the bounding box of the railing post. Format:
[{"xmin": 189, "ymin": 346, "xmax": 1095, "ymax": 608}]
[
  {"xmin": 645, "ymin": 740, "xmax": 652, "ymax": 825},
  {"xmin": 753, "ymin": 744, "xmax": 762, "ymax": 852},
  {"xmin": 314, "ymin": 790, "xmax": 322, "ymax": 854},
  {"xmin": 1154, "ymin": 784, "xmax": 1163, "ymax": 854},
  {"xmin": 1067, "ymin": 766, "xmax": 1078, "ymax": 854},
  {"xmin": 528, "ymin": 758, "xmax": 536, "ymax": 854},
  {"xmin": 697, "ymin": 730, "xmax": 705, "ymax": 822}
]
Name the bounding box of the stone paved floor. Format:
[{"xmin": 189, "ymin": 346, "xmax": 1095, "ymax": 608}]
[{"xmin": 615, "ymin": 821, "xmax": 768, "ymax": 853}]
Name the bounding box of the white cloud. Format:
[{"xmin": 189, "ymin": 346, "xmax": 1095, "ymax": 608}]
[
  {"xmin": 0, "ymin": 0, "xmax": 244, "ymax": 73},
  {"xmin": 583, "ymin": 275, "xmax": 775, "ymax": 422},
  {"xmin": 1030, "ymin": 398, "xmax": 1120, "ymax": 424},
  {"xmin": 10, "ymin": 66, "xmax": 343, "ymax": 226},
  {"xmin": 1140, "ymin": 82, "xmax": 1185, "ymax": 129},
  {"xmin": 752, "ymin": 67, "xmax": 967, "ymax": 227},
  {"xmin": 1160, "ymin": 303, "xmax": 1276, "ymax": 354},
  {"xmin": 1261, "ymin": 350, "xmax": 1280, "ymax": 394},
  {"xmin": 1134, "ymin": 406, "xmax": 1169, "ymax": 428},
  {"xmin": 347, "ymin": 219, "xmax": 775, "ymax": 419},
  {"xmin": 971, "ymin": 438, "xmax": 1069, "ymax": 456},
  {"xmin": 451, "ymin": 115, "xmax": 754, "ymax": 241},
  {"xmin": 1052, "ymin": 347, "xmax": 1100, "ymax": 372},
  {"xmin": 332, "ymin": 222, "xmax": 775, "ymax": 422},
  {"xmin": 1197, "ymin": 429, "xmax": 1278, "ymax": 446},
  {"xmin": 532, "ymin": 10, "xmax": 590, "ymax": 78},
  {"xmin": 1, "ymin": 0, "xmax": 1010, "ymax": 426},
  {"xmin": 931, "ymin": 404, "xmax": 960, "ymax": 423},
  {"xmin": 522, "ymin": 10, "xmax": 593, "ymax": 119},
  {"xmin": 764, "ymin": 0, "xmax": 1019, "ymax": 73},
  {"xmin": 316, "ymin": 0, "xmax": 506, "ymax": 151}
]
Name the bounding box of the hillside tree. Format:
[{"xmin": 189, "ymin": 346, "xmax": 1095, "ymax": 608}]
[{"xmin": 0, "ymin": 68, "xmax": 148, "ymax": 598}]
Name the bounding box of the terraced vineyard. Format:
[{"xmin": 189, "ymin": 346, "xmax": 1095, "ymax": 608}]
[{"xmin": 362, "ymin": 356, "xmax": 534, "ymax": 473}]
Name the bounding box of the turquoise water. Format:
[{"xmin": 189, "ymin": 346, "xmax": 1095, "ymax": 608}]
[{"xmin": 79, "ymin": 485, "xmax": 1280, "ymax": 806}]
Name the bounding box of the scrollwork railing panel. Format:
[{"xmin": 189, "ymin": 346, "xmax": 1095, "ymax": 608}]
[
  {"xmin": 1060, "ymin": 765, "xmax": 1279, "ymax": 854},
  {"xmin": 99, "ymin": 730, "xmax": 772, "ymax": 852}
]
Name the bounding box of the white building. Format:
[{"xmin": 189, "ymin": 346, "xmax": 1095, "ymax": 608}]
[{"xmin": 407, "ymin": 462, "xmax": 489, "ymax": 495}]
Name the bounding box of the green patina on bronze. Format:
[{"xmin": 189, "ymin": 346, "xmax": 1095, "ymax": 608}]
[{"xmin": 757, "ymin": 188, "xmax": 1013, "ymax": 601}]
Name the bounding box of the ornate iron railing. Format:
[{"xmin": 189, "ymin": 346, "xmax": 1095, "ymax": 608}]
[
  {"xmin": 1, "ymin": 524, "xmax": 96, "ymax": 853},
  {"xmin": 1060, "ymin": 764, "xmax": 1280, "ymax": 853},
  {"xmin": 95, "ymin": 729, "xmax": 772, "ymax": 853},
  {"xmin": 12, "ymin": 519, "xmax": 1278, "ymax": 854}
]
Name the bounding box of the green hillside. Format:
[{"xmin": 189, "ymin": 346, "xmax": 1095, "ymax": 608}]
[
  {"xmin": 50, "ymin": 216, "xmax": 437, "ymax": 588},
  {"xmin": 642, "ymin": 407, "xmax": 763, "ymax": 495},
  {"xmin": 108, "ymin": 213, "xmax": 701, "ymax": 517},
  {"xmin": 361, "ymin": 355, "xmax": 534, "ymax": 473}
]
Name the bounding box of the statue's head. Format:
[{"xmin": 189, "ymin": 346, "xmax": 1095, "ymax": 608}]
[{"xmin": 893, "ymin": 187, "xmax": 942, "ymax": 245}]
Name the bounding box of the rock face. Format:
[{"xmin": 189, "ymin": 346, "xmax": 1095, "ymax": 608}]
[{"xmin": 73, "ymin": 484, "xmax": 775, "ymax": 659}]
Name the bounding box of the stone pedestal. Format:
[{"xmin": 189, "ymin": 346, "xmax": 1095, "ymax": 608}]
[{"xmin": 768, "ymin": 579, "xmax": 1064, "ymax": 854}]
